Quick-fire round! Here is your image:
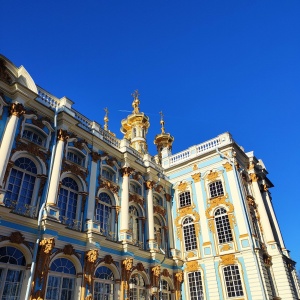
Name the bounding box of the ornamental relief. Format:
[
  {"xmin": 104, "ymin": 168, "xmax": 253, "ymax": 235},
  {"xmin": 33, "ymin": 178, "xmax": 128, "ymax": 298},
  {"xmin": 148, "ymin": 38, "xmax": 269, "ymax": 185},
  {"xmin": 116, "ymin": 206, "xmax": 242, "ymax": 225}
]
[
  {"xmin": 220, "ymin": 254, "xmax": 237, "ymax": 266},
  {"xmin": 62, "ymin": 159, "xmax": 88, "ymax": 182},
  {"xmin": 185, "ymin": 260, "xmax": 199, "ymax": 272},
  {"xmin": 205, "ymin": 194, "xmax": 234, "ymax": 218},
  {"xmin": 129, "ymin": 193, "xmax": 144, "ymax": 206},
  {"xmin": 100, "ymin": 179, "xmax": 120, "ymax": 194},
  {"xmin": 177, "ymin": 181, "xmax": 188, "ymax": 192},
  {"xmin": 222, "ymin": 162, "xmax": 233, "ymax": 172},
  {"xmin": 175, "ymin": 205, "xmax": 200, "ymax": 226},
  {"xmin": 153, "ymin": 205, "xmax": 166, "ymax": 216},
  {"xmin": 206, "ymin": 170, "xmax": 220, "ymax": 182}
]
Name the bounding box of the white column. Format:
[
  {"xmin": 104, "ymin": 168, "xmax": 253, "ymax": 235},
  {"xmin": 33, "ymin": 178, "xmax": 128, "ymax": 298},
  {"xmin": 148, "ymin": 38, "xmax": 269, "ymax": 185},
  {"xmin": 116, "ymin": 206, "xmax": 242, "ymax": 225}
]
[
  {"xmin": 250, "ymin": 173, "xmax": 275, "ymax": 244},
  {"xmin": 165, "ymin": 193, "xmax": 175, "ymax": 249},
  {"xmin": 145, "ymin": 181, "xmax": 155, "ymax": 248},
  {"xmin": 46, "ymin": 129, "xmax": 68, "ymax": 205},
  {"xmin": 86, "ymin": 151, "xmax": 99, "ymax": 220},
  {"xmin": 262, "ymin": 187, "xmax": 286, "ymax": 250},
  {"xmin": 225, "ymin": 167, "xmax": 248, "ymax": 235},
  {"xmin": 0, "ymin": 103, "xmax": 25, "ymax": 187},
  {"xmin": 120, "ymin": 167, "xmax": 133, "ymax": 237},
  {"xmin": 192, "ymin": 174, "xmax": 210, "ymax": 243}
]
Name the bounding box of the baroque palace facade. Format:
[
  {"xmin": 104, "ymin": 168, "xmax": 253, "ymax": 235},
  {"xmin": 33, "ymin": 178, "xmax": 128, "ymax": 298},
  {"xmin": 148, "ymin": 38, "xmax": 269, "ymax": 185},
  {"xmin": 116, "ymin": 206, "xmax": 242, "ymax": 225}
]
[{"xmin": 0, "ymin": 54, "xmax": 299, "ymax": 300}]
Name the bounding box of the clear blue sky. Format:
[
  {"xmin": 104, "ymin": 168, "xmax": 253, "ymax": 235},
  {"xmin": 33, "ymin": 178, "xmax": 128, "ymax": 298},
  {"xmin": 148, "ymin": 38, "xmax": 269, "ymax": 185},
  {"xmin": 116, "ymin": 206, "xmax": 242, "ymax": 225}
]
[{"xmin": 1, "ymin": 0, "xmax": 300, "ymax": 266}]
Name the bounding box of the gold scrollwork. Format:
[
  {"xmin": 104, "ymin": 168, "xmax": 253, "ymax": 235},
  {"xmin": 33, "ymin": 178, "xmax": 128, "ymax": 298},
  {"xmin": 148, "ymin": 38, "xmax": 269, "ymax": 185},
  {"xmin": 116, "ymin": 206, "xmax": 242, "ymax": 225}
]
[
  {"xmin": 249, "ymin": 173, "xmax": 258, "ymax": 182},
  {"xmin": 10, "ymin": 103, "xmax": 25, "ymax": 117},
  {"xmin": 207, "ymin": 170, "xmax": 219, "ymax": 182},
  {"xmin": 177, "ymin": 182, "xmax": 188, "ymax": 192},
  {"xmin": 185, "ymin": 260, "xmax": 199, "ymax": 272},
  {"xmin": 220, "ymin": 254, "xmax": 237, "ymax": 265},
  {"xmin": 223, "ymin": 162, "xmax": 233, "ymax": 172},
  {"xmin": 205, "ymin": 194, "xmax": 234, "ymax": 218}
]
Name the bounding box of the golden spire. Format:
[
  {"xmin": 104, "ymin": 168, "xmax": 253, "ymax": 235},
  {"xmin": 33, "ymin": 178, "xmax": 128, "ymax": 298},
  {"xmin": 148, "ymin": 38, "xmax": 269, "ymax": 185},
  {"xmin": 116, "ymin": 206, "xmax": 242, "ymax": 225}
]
[
  {"xmin": 154, "ymin": 112, "xmax": 174, "ymax": 165},
  {"xmin": 131, "ymin": 89, "xmax": 140, "ymax": 114},
  {"xmin": 159, "ymin": 111, "xmax": 165, "ymax": 134},
  {"xmin": 104, "ymin": 107, "xmax": 109, "ymax": 131}
]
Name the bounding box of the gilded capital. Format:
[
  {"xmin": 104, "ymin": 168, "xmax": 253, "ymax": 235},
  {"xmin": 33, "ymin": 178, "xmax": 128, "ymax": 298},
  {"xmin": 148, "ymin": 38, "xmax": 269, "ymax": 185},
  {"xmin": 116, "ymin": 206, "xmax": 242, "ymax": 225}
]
[
  {"xmin": 165, "ymin": 193, "xmax": 172, "ymax": 202},
  {"xmin": 40, "ymin": 238, "xmax": 55, "ymax": 254},
  {"xmin": 86, "ymin": 249, "xmax": 99, "ymax": 263},
  {"xmin": 249, "ymin": 173, "xmax": 258, "ymax": 182},
  {"xmin": 145, "ymin": 180, "xmax": 155, "ymax": 190},
  {"xmin": 191, "ymin": 173, "xmax": 201, "ymax": 183},
  {"xmin": 120, "ymin": 167, "xmax": 134, "ymax": 177},
  {"xmin": 91, "ymin": 151, "xmax": 101, "ymax": 162},
  {"xmin": 57, "ymin": 129, "xmax": 69, "ymax": 142},
  {"xmin": 223, "ymin": 162, "xmax": 233, "ymax": 172},
  {"xmin": 9, "ymin": 103, "xmax": 25, "ymax": 117}
]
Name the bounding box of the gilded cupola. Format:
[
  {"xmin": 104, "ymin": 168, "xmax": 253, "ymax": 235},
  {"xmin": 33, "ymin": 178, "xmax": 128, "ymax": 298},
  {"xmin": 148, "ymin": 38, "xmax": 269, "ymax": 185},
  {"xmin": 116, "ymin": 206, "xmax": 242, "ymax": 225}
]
[
  {"xmin": 120, "ymin": 90, "xmax": 150, "ymax": 154},
  {"xmin": 154, "ymin": 111, "xmax": 174, "ymax": 164}
]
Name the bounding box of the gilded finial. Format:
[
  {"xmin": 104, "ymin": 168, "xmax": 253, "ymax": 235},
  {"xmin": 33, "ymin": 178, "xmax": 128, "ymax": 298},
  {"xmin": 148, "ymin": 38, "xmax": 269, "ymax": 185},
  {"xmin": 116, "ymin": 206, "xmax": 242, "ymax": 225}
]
[
  {"xmin": 159, "ymin": 111, "xmax": 165, "ymax": 134},
  {"xmin": 131, "ymin": 90, "xmax": 140, "ymax": 114},
  {"xmin": 104, "ymin": 107, "xmax": 109, "ymax": 131}
]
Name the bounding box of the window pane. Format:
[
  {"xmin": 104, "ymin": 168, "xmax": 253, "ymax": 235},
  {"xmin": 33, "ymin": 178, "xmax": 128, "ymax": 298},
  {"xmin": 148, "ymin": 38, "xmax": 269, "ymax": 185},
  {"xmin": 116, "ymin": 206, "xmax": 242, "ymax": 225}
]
[{"xmin": 223, "ymin": 265, "xmax": 244, "ymax": 298}]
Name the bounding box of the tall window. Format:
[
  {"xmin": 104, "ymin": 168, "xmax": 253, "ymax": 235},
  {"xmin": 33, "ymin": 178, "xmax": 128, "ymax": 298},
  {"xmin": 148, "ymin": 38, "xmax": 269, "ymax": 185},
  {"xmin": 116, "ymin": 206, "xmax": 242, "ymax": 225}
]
[
  {"xmin": 5, "ymin": 157, "xmax": 37, "ymax": 215},
  {"xmin": 209, "ymin": 180, "xmax": 224, "ymax": 198},
  {"xmin": 188, "ymin": 271, "xmax": 204, "ymax": 300},
  {"xmin": 215, "ymin": 207, "xmax": 233, "ymax": 244},
  {"xmin": 95, "ymin": 192, "xmax": 112, "ymax": 236},
  {"xmin": 129, "ymin": 206, "xmax": 142, "ymax": 247},
  {"xmin": 179, "ymin": 191, "xmax": 191, "ymax": 208},
  {"xmin": 58, "ymin": 177, "xmax": 79, "ymax": 227},
  {"xmin": 183, "ymin": 217, "xmax": 197, "ymax": 251},
  {"xmin": 154, "ymin": 216, "xmax": 164, "ymax": 249},
  {"xmin": 0, "ymin": 246, "xmax": 26, "ymax": 299},
  {"xmin": 223, "ymin": 265, "xmax": 244, "ymax": 298},
  {"xmin": 94, "ymin": 266, "xmax": 114, "ymax": 300},
  {"xmin": 161, "ymin": 280, "xmax": 172, "ymax": 300},
  {"xmin": 129, "ymin": 274, "xmax": 146, "ymax": 300},
  {"xmin": 46, "ymin": 258, "xmax": 76, "ymax": 300}
]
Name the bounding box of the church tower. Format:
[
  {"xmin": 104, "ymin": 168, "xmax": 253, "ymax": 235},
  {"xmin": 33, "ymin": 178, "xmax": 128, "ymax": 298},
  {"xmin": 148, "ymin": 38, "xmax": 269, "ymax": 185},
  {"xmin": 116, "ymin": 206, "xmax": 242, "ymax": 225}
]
[
  {"xmin": 154, "ymin": 111, "xmax": 174, "ymax": 164},
  {"xmin": 120, "ymin": 90, "xmax": 150, "ymax": 154}
]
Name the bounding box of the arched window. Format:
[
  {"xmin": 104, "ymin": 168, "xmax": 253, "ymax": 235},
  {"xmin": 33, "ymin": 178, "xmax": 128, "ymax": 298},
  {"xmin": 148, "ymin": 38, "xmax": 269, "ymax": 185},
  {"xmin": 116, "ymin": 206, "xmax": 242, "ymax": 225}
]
[
  {"xmin": 209, "ymin": 180, "xmax": 224, "ymax": 198},
  {"xmin": 154, "ymin": 216, "xmax": 164, "ymax": 250},
  {"xmin": 58, "ymin": 177, "xmax": 79, "ymax": 227},
  {"xmin": 188, "ymin": 271, "xmax": 204, "ymax": 300},
  {"xmin": 67, "ymin": 150, "xmax": 85, "ymax": 166},
  {"xmin": 5, "ymin": 157, "xmax": 37, "ymax": 216},
  {"xmin": 214, "ymin": 207, "xmax": 233, "ymax": 244},
  {"xmin": 46, "ymin": 258, "xmax": 76, "ymax": 300},
  {"xmin": 154, "ymin": 195, "xmax": 163, "ymax": 206},
  {"xmin": 183, "ymin": 217, "xmax": 197, "ymax": 251},
  {"xmin": 102, "ymin": 168, "xmax": 116, "ymax": 182},
  {"xmin": 129, "ymin": 206, "xmax": 142, "ymax": 247},
  {"xmin": 0, "ymin": 246, "xmax": 26, "ymax": 299},
  {"xmin": 22, "ymin": 128, "xmax": 46, "ymax": 146},
  {"xmin": 94, "ymin": 266, "xmax": 114, "ymax": 299},
  {"xmin": 95, "ymin": 192, "xmax": 112, "ymax": 236},
  {"xmin": 161, "ymin": 279, "xmax": 172, "ymax": 300},
  {"xmin": 179, "ymin": 191, "xmax": 191, "ymax": 208},
  {"xmin": 129, "ymin": 273, "xmax": 146, "ymax": 300},
  {"xmin": 223, "ymin": 265, "xmax": 244, "ymax": 298},
  {"xmin": 130, "ymin": 183, "xmax": 142, "ymax": 195}
]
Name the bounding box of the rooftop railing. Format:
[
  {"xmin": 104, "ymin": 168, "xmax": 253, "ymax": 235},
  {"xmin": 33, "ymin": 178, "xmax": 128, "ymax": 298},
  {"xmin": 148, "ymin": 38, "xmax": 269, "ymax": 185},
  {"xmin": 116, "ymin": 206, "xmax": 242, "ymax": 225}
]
[{"xmin": 164, "ymin": 133, "xmax": 233, "ymax": 168}]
